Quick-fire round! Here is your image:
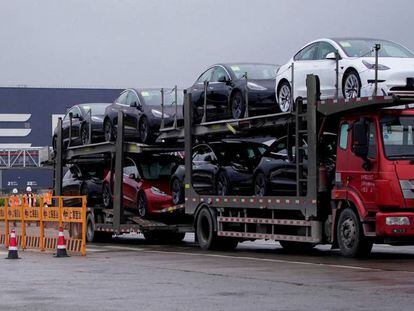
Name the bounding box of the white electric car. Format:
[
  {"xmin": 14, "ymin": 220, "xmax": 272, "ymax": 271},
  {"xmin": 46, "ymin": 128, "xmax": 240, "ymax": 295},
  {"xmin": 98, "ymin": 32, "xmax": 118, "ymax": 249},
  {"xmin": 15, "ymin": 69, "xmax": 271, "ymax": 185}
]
[{"xmin": 275, "ymin": 38, "xmax": 414, "ymax": 112}]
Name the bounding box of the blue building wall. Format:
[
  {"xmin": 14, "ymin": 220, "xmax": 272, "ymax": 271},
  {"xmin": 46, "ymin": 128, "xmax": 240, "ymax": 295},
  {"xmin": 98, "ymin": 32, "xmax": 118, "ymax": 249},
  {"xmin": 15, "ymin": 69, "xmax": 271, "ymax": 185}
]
[{"xmin": 0, "ymin": 87, "xmax": 123, "ymax": 192}]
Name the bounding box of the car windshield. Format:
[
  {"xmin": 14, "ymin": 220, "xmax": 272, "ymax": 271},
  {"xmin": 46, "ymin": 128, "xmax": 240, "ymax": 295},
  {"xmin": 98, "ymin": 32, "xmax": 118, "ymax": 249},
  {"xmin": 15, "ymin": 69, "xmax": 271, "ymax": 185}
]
[
  {"xmin": 80, "ymin": 104, "xmax": 110, "ymax": 115},
  {"xmin": 381, "ymin": 116, "xmax": 414, "ymax": 159},
  {"xmin": 138, "ymin": 156, "xmax": 179, "ymax": 180},
  {"xmin": 140, "ymin": 89, "xmax": 183, "ymax": 106},
  {"xmin": 229, "ymin": 64, "xmax": 278, "ymax": 80},
  {"xmin": 335, "ymin": 39, "xmax": 414, "ymax": 58}
]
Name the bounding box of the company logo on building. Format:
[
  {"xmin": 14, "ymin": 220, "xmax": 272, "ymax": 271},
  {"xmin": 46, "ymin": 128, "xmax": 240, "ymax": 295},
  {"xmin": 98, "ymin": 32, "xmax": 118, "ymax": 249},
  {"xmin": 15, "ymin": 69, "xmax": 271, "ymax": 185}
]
[{"xmin": 0, "ymin": 114, "xmax": 32, "ymax": 137}]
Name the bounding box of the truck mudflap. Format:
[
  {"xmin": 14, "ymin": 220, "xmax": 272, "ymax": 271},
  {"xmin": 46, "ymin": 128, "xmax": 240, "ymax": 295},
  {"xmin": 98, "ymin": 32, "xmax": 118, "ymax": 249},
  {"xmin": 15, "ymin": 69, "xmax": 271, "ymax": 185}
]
[{"xmin": 376, "ymin": 212, "xmax": 414, "ymax": 237}]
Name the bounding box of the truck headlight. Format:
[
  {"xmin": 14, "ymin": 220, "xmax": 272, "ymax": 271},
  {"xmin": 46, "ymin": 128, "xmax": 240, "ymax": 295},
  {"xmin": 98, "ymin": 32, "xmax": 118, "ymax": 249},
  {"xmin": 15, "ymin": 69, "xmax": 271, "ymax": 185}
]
[{"xmin": 386, "ymin": 216, "xmax": 410, "ymax": 226}]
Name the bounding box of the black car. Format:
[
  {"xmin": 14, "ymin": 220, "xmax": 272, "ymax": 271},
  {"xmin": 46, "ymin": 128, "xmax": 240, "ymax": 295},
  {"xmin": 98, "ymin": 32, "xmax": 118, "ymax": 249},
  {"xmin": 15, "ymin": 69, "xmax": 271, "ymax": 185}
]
[
  {"xmin": 62, "ymin": 164, "xmax": 106, "ymax": 207},
  {"xmin": 253, "ymin": 134, "xmax": 337, "ymax": 196},
  {"xmin": 103, "ymin": 88, "xmax": 183, "ymax": 143},
  {"xmin": 53, "ymin": 103, "xmax": 110, "ymax": 150},
  {"xmin": 189, "ymin": 63, "xmax": 279, "ymax": 122},
  {"xmin": 170, "ymin": 141, "xmax": 268, "ymax": 204}
]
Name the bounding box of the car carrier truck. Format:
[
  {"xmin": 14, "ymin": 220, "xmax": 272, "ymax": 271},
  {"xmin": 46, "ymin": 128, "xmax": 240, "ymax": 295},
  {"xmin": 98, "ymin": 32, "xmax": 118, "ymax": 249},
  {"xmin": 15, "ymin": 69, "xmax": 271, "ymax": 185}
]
[{"xmin": 54, "ymin": 74, "xmax": 414, "ymax": 257}]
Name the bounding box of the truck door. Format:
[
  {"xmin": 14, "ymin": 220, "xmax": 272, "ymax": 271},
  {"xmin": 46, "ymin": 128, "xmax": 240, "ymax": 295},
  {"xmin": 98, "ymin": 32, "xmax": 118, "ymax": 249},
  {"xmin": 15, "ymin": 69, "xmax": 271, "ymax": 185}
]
[{"xmin": 342, "ymin": 120, "xmax": 379, "ymax": 213}]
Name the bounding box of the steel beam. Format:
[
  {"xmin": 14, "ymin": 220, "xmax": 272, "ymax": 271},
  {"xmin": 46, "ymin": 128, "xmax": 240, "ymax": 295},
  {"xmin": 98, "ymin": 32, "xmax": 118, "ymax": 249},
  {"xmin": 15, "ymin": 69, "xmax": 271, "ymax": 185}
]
[
  {"xmin": 113, "ymin": 111, "xmax": 124, "ymax": 228},
  {"xmin": 54, "ymin": 117, "xmax": 63, "ymax": 196}
]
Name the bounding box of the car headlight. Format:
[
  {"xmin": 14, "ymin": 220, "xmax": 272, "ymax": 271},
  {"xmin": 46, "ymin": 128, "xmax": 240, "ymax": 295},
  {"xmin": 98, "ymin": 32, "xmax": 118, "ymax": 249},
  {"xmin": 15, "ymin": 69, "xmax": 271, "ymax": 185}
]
[
  {"xmin": 151, "ymin": 109, "xmax": 170, "ymax": 118},
  {"xmin": 247, "ymin": 82, "xmax": 267, "ymax": 91},
  {"xmin": 150, "ymin": 186, "xmax": 168, "ymax": 196},
  {"xmin": 386, "ymin": 216, "xmax": 410, "ymax": 226},
  {"xmin": 362, "ymin": 60, "xmax": 390, "ymax": 71}
]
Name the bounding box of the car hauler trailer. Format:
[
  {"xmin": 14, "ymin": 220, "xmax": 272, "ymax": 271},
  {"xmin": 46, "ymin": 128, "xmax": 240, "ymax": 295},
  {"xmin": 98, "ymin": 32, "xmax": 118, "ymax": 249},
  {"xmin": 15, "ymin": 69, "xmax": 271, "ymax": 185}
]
[
  {"xmin": 159, "ymin": 74, "xmax": 414, "ymax": 257},
  {"xmin": 54, "ymin": 74, "xmax": 414, "ymax": 257},
  {"xmin": 53, "ymin": 113, "xmax": 193, "ymax": 243}
]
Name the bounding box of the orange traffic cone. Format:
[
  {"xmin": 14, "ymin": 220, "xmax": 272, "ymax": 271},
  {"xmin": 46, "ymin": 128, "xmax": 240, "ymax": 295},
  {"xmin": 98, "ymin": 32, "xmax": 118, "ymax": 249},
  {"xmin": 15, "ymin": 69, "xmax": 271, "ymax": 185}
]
[
  {"xmin": 6, "ymin": 229, "xmax": 19, "ymax": 259},
  {"xmin": 54, "ymin": 227, "xmax": 69, "ymax": 258}
]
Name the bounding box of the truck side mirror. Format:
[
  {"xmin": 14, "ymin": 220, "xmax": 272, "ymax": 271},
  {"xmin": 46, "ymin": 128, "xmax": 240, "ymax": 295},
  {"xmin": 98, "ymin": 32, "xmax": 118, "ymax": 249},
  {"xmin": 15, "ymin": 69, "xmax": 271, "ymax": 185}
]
[{"xmin": 352, "ymin": 119, "xmax": 370, "ymax": 169}]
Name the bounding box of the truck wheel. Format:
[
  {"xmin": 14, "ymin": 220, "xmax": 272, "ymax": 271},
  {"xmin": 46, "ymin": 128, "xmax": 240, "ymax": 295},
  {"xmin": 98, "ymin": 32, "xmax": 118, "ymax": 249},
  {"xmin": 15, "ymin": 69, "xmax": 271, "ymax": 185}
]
[
  {"xmin": 196, "ymin": 208, "xmax": 216, "ymax": 250},
  {"xmin": 196, "ymin": 208, "xmax": 237, "ymax": 250},
  {"xmin": 86, "ymin": 213, "xmax": 95, "ymax": 242},
  {"xmin": 279, "ymin": 241, "xmax": 315, "ymax": 253},
  {"xmin": 337, "ymin": 208, "xmax": 373, "ymax": 258}
]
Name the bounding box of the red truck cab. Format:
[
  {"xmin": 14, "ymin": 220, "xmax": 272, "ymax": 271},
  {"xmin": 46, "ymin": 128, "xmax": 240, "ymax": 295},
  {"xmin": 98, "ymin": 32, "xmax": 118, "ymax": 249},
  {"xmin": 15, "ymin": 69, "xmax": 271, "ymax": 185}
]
[{"xmin": 333, "ymin": 108, "xmax": 414, "ymax": 252}]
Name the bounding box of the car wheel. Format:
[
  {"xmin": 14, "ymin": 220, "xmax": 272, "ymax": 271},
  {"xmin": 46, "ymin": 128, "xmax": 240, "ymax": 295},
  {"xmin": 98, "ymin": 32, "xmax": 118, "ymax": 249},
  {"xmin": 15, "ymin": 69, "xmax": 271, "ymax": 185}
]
[
  {"xmin": 139, "ymin": 116, "xmax": 151, "ymax": 143},
  {"xmin": 231, "ymin": 92, "xmax": 246, "ymax": 119},
  {"xmin": 104, "ymin": 119, "xmax": 114, "ymax": 142},
  {"xmin": 137, "ymin": 192, "xmax": 147, "ymax": 218},
  {"xmin": 342, "ymin": 70, "xmax": 361, "ymax": 99},
  {"xmin": 216, "ymin": 171, "xmax": 230, "ymax": 196},
  {"xmin": 171, "ymin": 178, "xmax": 184, "ymax": 205},
  {"xmin": 80, "ymin": 124, "xmax": 89, "ymax": 145},
  {"xmin": 277, "ymin": 81, "xmax": 292, "ymax": 112},
  {"xmin": 254, "ymin": 172, "xmax": 269, "ymax": 196},
  {"xmin": 102, "ymin": 183, "xmax": 112, "ymax": 208},
  {"xmin": 337, "ymin": 208, "xmax": 373, "ymax": 258}
]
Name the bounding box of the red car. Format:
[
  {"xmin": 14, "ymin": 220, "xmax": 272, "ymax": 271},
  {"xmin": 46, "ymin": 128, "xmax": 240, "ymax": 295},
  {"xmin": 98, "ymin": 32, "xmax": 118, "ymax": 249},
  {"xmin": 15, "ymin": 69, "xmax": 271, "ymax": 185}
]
[{"xmin": 102, "ymin": 154, "xmax": 181, "ymax": 217}]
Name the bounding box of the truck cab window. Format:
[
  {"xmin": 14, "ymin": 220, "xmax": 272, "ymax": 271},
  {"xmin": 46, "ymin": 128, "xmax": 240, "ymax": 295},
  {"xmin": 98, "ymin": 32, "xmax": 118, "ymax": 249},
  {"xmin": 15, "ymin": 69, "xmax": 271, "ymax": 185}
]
[
  {"xmin": 367, "ymin": 121, "xmax": 377, "ymax": 159},
  {"xmin": 339, "ymin": 123, "xmax": 349, "ymax": 149}
]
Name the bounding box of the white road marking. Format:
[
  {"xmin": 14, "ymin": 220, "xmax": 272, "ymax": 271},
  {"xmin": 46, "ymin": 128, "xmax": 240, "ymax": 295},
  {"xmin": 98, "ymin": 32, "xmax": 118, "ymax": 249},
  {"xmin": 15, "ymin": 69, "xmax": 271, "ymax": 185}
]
[{"xmin": 93, "ymin": 244, "xmax": 384, "ymax": 272}]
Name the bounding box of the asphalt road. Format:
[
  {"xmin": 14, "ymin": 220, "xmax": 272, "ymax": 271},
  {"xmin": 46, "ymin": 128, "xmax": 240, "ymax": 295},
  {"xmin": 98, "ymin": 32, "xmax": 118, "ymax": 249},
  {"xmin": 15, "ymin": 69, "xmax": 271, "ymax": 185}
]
[{"xmin": 2, "ymin": 234, "xmax": 414, "ymax": 311}]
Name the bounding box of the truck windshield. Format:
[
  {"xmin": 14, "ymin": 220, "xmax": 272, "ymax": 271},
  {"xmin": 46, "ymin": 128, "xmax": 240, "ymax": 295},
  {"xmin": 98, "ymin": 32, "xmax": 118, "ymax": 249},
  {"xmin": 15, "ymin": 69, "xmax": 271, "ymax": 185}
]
[{"xmin": 381, "ymin": 116, "xmax": 414, "ymax": 159}]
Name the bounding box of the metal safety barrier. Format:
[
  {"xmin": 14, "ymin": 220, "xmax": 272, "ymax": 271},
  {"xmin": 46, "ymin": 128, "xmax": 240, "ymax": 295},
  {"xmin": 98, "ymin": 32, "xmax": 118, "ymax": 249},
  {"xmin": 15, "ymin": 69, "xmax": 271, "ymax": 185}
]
[{"xmin": 0, "ymin": 195, "xmax": 87, "ymax": 255}]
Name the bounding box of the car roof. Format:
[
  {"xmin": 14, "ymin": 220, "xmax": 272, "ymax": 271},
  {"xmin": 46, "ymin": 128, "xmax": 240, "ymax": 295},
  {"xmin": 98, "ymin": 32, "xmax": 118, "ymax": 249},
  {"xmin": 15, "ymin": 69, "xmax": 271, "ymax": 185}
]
[
  {"xmin": 130, "ymin": 87, "xmax": 183, "ymax": 93},
  {"xmin": 329, "ymin": 37, "xmax": 389, "ymax": 42}
]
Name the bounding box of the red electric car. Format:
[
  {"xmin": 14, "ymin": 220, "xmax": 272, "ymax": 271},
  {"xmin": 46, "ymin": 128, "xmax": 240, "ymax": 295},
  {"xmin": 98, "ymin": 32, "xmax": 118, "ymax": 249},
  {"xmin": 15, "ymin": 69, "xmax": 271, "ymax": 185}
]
[{"xmin": 102, "ymin": 154, "xmax": 181, "ymax": 217}]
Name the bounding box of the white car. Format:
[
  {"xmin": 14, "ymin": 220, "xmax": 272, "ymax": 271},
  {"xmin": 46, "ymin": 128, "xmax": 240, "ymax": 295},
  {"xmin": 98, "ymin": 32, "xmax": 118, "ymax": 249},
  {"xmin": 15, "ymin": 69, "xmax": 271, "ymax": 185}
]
[{"xmin": 275, "ymin": 38, "xmax": 414, "ymax": 112}]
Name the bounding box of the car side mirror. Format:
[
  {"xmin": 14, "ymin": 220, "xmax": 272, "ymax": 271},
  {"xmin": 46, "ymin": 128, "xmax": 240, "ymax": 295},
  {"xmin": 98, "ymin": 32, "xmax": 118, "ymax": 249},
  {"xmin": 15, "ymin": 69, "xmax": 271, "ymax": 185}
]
[
  {"xmin": 218, "ymin": 76, "xmax": 229, "ymax": 83},
  {"xmin": 130, "ymin": 101, "xmax": 137, "ymax": 107},
  {"xmin": 325, "ymin": 52, "xmax": 337, "ymax": 60},
  {"xmin": 137, "ymin": 102, "xmax": 143, "ymax": 111},
  {"xmin": 352, "ymin": 118, "xmax": 371, "ymax": 169},
  {"xmin": 128, "ymin": 173, "xmax": 136, "ymax": 180}
]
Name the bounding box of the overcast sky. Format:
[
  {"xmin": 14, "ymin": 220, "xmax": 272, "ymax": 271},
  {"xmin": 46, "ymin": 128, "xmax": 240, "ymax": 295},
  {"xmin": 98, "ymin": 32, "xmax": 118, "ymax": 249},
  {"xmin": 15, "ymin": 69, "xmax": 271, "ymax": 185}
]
[{"xmin": 1, "ymin": 0, "xmax": 413, "ymax": 89}]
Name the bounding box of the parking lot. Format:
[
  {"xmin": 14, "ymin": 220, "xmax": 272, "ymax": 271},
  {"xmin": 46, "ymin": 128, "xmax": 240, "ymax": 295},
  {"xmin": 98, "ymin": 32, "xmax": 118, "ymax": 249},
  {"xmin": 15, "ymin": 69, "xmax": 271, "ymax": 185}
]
[{"xmin": 2, "ymin": 235, "xmax": 414, "ymax": 311}]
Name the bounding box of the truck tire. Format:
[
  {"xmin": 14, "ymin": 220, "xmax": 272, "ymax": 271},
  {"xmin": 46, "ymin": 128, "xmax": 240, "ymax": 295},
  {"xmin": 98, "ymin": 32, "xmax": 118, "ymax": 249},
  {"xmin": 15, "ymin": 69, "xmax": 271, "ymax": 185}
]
[
  {"xmin": 337, "ymin": 208, "xmax": 373, "ymax": 258},
  {"xmin": 86, "ymin": 213, "xmax": 112, "ymax": 243},
  {"xmin": 279, "ymin": 241, "xmax": 315, "ymax": 253},
  {"xmin": 196, "ymin": 207, "xmax": 238, "ymax": 250}
]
